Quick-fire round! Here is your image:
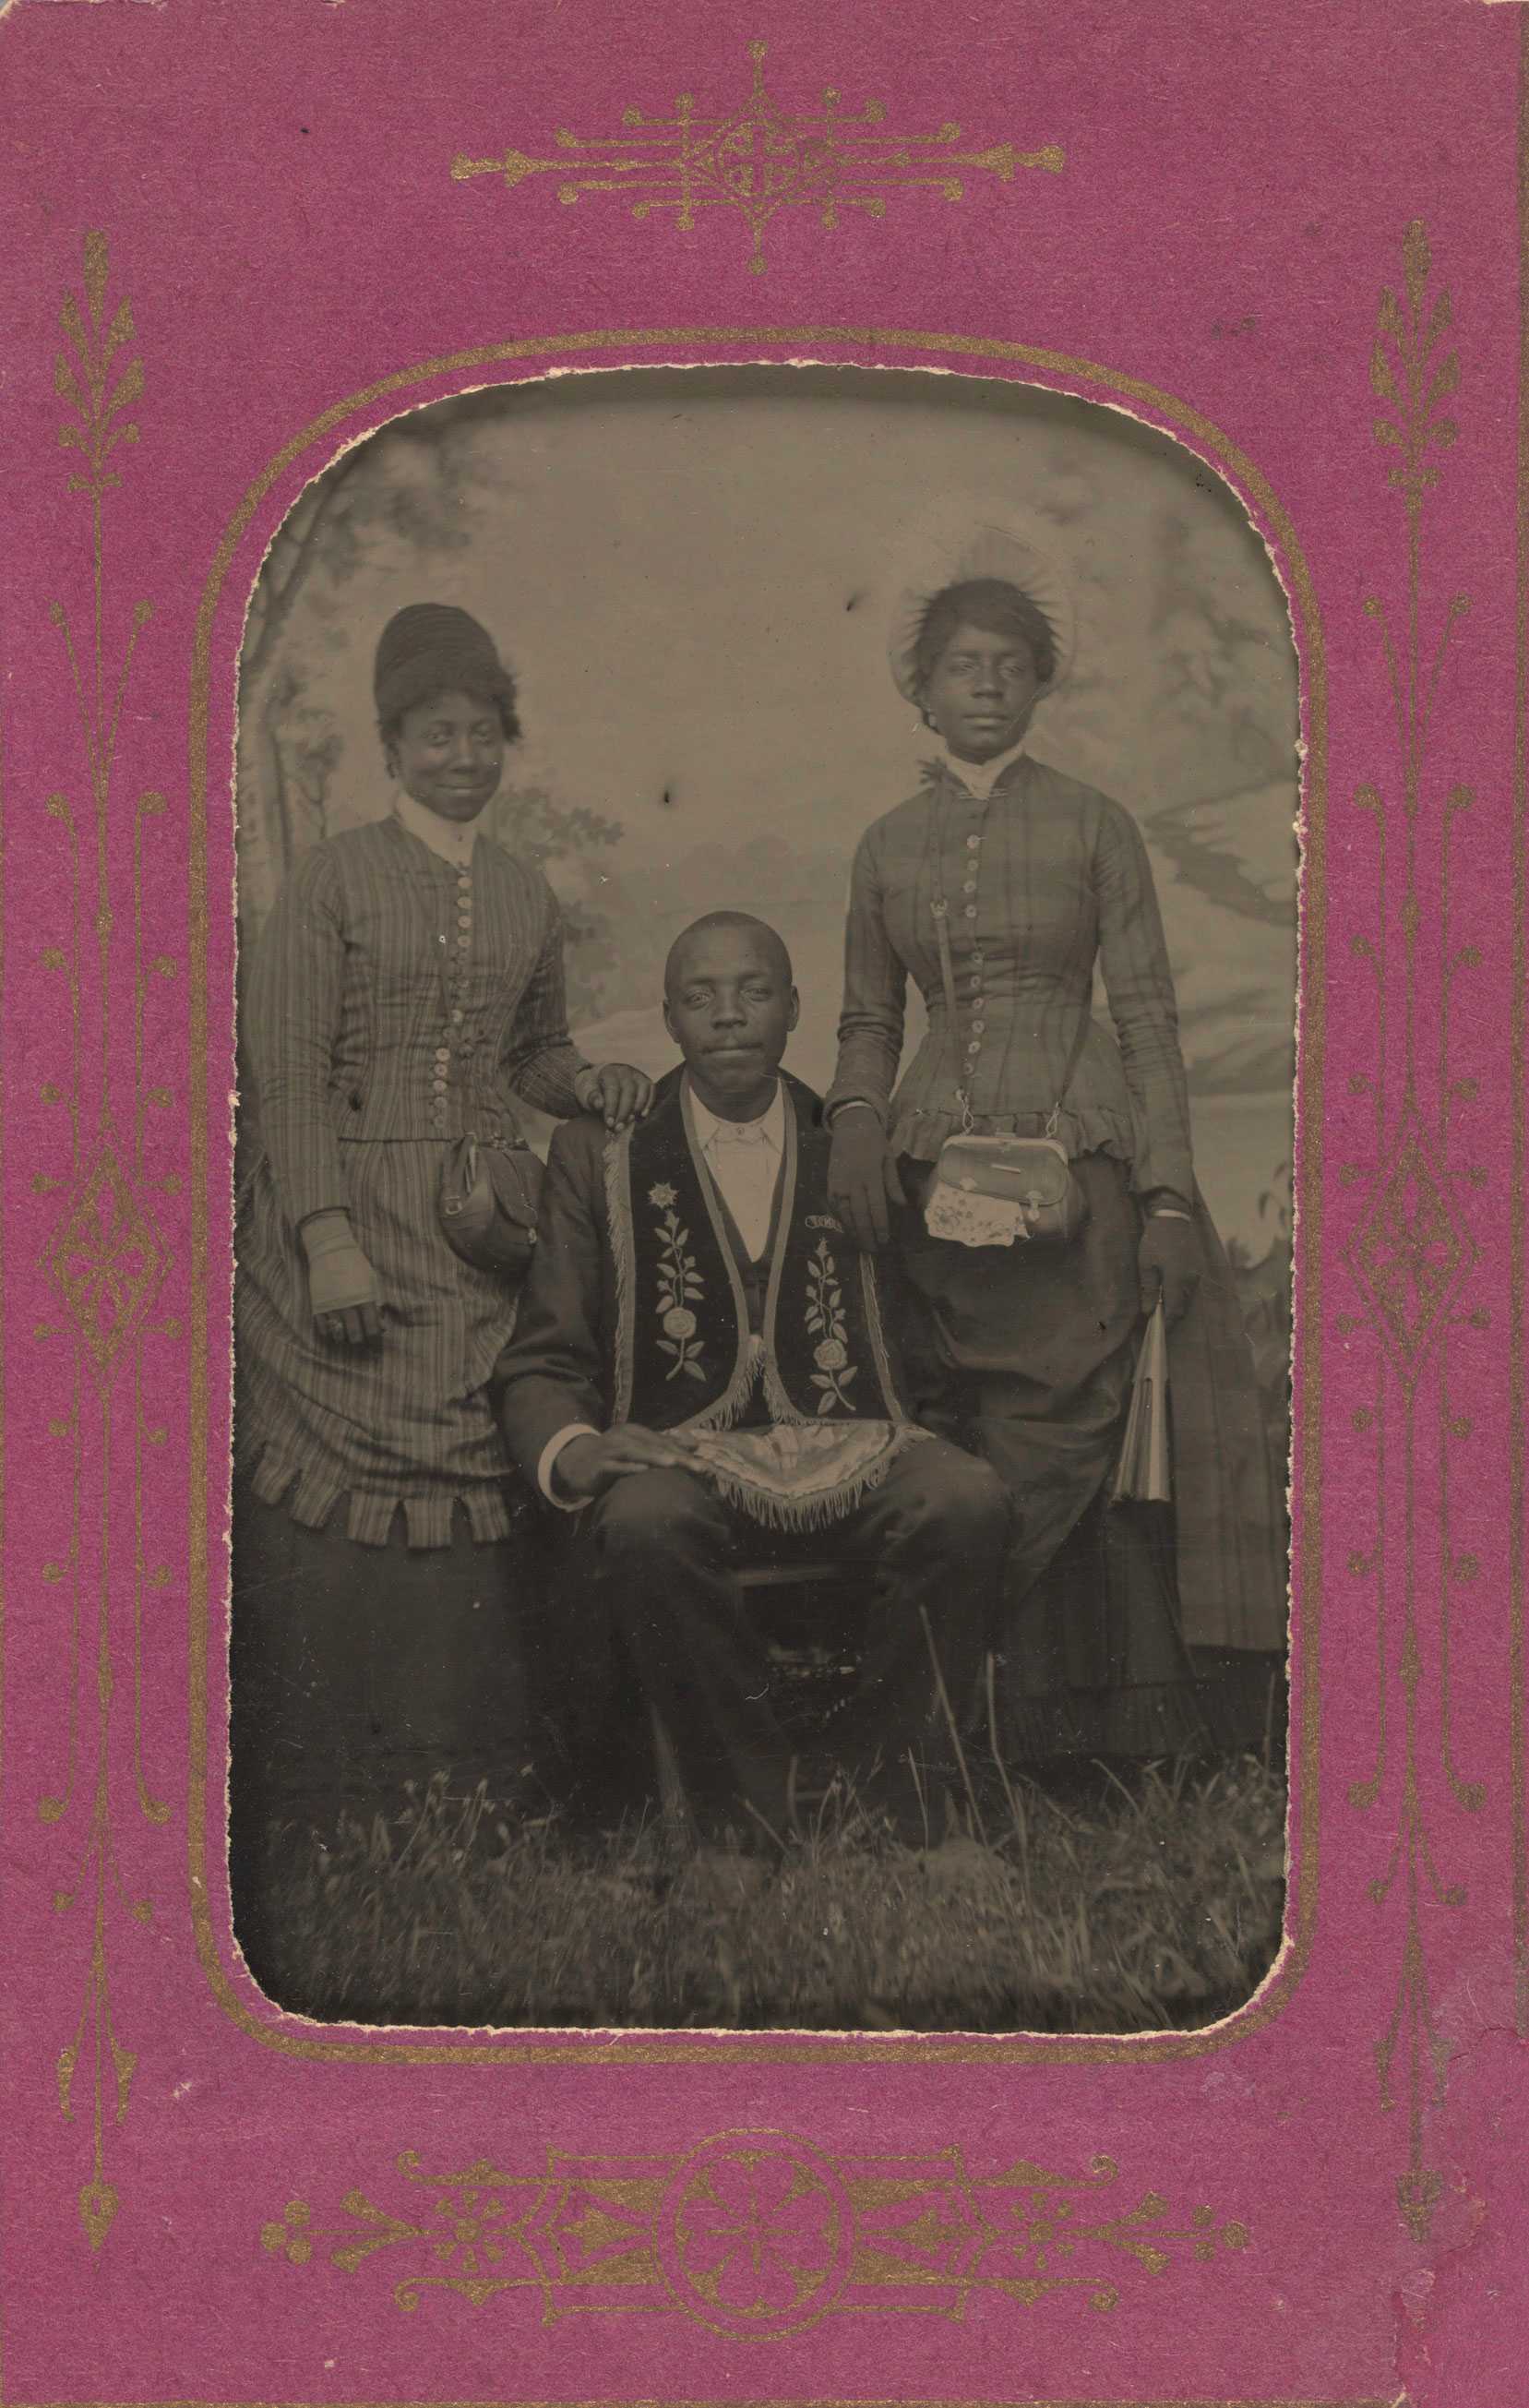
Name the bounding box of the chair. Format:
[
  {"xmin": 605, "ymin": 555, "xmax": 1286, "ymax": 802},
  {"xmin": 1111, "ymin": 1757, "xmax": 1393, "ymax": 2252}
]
[{"xmin": 648, "ymin": 1556, "xmax": 873, "ymax": 1830}]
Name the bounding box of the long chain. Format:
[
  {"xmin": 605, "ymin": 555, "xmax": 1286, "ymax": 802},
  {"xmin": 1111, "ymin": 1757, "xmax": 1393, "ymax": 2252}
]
[
  {"xmin": 927, "ymin": 781, "xmax": 988, "ymax": 1137},
  {"xmin": 927, "ymin": 771, "xmax": 1087, "ymax": 1141}
]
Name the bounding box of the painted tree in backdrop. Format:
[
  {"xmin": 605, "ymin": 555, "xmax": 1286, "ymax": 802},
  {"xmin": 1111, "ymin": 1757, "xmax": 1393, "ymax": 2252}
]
[{"xmin": 236, "ymin": 408, "xmax": 510, "ymax": 932}]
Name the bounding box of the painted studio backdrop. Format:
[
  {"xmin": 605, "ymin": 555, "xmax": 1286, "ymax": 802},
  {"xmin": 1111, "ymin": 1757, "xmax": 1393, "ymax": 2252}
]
[{"xmin": 234, "ymin": 363, "xmax": 1297, "ymax": 1474}]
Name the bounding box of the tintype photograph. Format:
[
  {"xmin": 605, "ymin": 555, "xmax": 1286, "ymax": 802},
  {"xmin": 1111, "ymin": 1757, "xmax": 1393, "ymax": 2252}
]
[
  {"xmin": 227, "ymin": 365, "xmax": 1296, "ymax": 2033},
  {"xmin": 7, "ymin": 3, "xmax": 1524, "ymax": 2398}
]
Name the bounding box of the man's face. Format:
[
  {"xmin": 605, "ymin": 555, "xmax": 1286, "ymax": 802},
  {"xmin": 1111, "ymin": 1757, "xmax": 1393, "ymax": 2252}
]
[{"xmin": 663, "ymin": 924, "xmax": 799, "ymax": 1113}]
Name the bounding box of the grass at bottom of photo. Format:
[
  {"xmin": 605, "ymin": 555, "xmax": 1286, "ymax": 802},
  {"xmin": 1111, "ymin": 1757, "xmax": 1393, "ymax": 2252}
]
[{"xmin": 246, "ymin": 1753, "xmax": 1287, "ymax": 2034}]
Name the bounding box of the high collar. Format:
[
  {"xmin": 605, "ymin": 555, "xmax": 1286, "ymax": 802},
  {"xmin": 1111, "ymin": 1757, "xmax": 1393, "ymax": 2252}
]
[
  {"xmin": 928, "ymin": 734, "xmax": 1031, "ymax": 804},
  {"xmin": 393, "ymin": 787, "xmax": 488, "ymax": 868},
  {"xmin": 685, "ymin": 1074, "xmax": 785, "ymax": 1151}
]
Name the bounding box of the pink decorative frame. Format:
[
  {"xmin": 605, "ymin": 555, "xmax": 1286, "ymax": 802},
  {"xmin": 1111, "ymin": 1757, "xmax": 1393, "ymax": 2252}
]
[{"xmin": 0, "ymin": 2, "xmax": 1523, "ymax": 2401}]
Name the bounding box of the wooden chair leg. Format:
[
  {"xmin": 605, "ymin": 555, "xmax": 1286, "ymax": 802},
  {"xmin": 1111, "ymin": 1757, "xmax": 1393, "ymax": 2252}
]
[{"xmin": 648, "ymin": 1704, "xmax": 698, "ymax": 1843}]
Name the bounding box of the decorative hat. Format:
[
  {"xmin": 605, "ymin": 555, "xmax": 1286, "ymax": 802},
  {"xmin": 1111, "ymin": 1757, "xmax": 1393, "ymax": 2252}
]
[
  {"xmin": 373, "ymin": 603, "xmax": 519, "ymax": 729},
  {"xmin": 885, "ymin": 502, "xmax": 1077, "ymax": 704}
]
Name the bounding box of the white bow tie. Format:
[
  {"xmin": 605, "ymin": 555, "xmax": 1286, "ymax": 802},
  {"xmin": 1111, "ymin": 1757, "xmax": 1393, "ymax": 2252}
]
[{"xmin": 710, "ymin": 1121, "xmax": 771, "ymax": 1148}]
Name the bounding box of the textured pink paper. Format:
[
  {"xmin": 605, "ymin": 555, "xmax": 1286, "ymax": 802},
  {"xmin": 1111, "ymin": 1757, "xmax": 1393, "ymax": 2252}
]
[{"xmin": 0, "ymin": 2, "xmax": 1522, "ymax": 2402}]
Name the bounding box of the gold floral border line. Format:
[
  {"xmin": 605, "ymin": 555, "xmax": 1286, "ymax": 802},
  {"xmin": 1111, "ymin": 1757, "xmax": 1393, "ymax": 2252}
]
[
  {"xmin": 258, "ymin": 2130, "xmax": 1248, "ymax": 2338},
  {"xmin": 38, "ymin": 234, "xmax": 179, "ymax": 2248},
  {"xmin": 449, "ymin": 40, "xmax": 1064, "ymax": 277},
  {"xmin": 1342, "ymin": 222, "xmax": 1486, "ymax": 2246},
  {"xmin": 186, "ymin": 323, "xmax": 1324, "ymax": 2067}
]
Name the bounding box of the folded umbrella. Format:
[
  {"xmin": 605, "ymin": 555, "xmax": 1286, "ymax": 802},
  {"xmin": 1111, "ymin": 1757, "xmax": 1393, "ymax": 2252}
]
[{"xmin": 1111, "ymin": 1297, "xmax": 1172, "ymax": 1505}]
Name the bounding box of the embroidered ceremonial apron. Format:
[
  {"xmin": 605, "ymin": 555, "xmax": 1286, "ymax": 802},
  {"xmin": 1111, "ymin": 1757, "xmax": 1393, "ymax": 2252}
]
[{"xmin": 603, "ymin": 1073, "xmax": 931, "ymax": 1530}]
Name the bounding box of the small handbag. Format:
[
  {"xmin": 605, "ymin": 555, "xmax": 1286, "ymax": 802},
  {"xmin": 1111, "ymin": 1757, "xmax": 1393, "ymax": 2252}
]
[
  {"xmin": 923, "ymin": 833, "xmax": 1093, "ymax": 1251},
  {"xmin": 924, "ymin": 1122, "xmax": 1091, "ymax": 1249},
  {"xmin": 437, "ymin": 1134, "xmax": 544, "ymax": 1278}
]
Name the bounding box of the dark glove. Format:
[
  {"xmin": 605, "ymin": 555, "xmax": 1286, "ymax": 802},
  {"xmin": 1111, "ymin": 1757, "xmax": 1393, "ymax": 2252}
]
[
  {"xmin": 827, "ymin": 1105, "xmax": 906, "ymax": 1252},
  {"xmin": 1138, "ymin": 1213, "xmax": 1201, "ymax": 1325}
]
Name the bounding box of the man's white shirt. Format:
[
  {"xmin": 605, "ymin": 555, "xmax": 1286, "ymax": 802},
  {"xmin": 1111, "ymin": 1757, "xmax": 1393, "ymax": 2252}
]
[{"xmin": 685, "ymin": 1079, "xmax": 785, "ymax": 1264}]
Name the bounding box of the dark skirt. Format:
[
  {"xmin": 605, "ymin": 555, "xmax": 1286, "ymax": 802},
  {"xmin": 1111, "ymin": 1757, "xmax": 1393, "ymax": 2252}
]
[
  {"xmin": 893, "ymin": 1153, "xmax": 1285, "ymax": 1762},
  {"xmin": 227, "ymin": 1476, "xmax": 534, "ymax": 1979}
]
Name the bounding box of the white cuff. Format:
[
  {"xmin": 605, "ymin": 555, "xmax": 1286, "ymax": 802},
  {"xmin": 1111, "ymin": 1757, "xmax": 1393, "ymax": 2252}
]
[
  {"xmin": 538, "ymin": 1422, "xmax": 600, "ymax": 1510},
  {"xmin": 1147, "ymin": 1206, "xmax": 1192, "ymax": 1222}
]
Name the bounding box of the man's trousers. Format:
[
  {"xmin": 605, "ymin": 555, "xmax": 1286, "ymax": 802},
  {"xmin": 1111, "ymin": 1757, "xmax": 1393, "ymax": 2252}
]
[{"xmin": 579, "ymin": 1433, "xmax": 1010, "ymax": 1840}]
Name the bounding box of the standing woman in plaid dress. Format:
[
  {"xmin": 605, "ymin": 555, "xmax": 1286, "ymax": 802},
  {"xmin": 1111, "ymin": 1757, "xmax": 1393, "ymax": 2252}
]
[
  {"xmin": 825, "ymin": 518, "xmax": 1285, "ymax": 1766},
  {"xmin": 231, "ymin": 605, "xmax": 650, "ymax": 1966}
]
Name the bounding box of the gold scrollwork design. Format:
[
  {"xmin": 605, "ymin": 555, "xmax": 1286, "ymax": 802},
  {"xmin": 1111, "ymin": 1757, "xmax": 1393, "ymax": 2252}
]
[
  {"xmin": 40, "ymin": 230, "xmax": 180, "ymax": 2250},
  {"xmin": 1343, "ymin": 220, "xmax": 1484, "ymax": 2244},
  {"xmin": 261, "ymin": 2133, "xmax": 1248, "ymax": 2336},
  {"xmin": 451, "ymin": 40, "xmax": 1063, "ymax": 275}
]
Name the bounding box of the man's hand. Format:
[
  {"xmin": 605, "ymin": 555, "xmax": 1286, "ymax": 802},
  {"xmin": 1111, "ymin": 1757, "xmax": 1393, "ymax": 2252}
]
[
  {"xmin": 579, "ymin": 1062, "xmax": 653, "ymax": 1131},
  {"xmin": 1138, "ymin": 1215, "xmax": 1201, "ymax": 1325},
  {"xmin": 554, "ymin": 1423, "xmax": 699, "ymax": 1501},
  {"xmin": 828, "ymin": 1104, "xmax": 906, "ymax": 1251}
]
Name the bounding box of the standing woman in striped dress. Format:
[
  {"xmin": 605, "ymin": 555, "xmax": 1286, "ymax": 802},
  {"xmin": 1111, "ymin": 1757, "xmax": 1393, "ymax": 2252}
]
[{"xmin": 231, "ymin": 604, "xmax": 649, "ymax": 1961}]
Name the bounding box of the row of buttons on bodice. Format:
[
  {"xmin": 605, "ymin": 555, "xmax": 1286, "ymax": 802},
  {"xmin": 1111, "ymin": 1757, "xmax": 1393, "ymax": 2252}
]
[
  {"xmin": 428, "ymin": 862, "xmax": 476, "ymax": 1137},
  {"xmin": 959, "ymin": 825, "xmax": 987, "ymax": 1082}
]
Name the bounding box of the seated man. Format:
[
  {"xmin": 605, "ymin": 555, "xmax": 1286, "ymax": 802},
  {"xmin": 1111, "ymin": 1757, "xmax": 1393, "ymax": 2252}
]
[{"xmin": 496, "ymin": 911, "xmax": 1009, "ymax": 1845}]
